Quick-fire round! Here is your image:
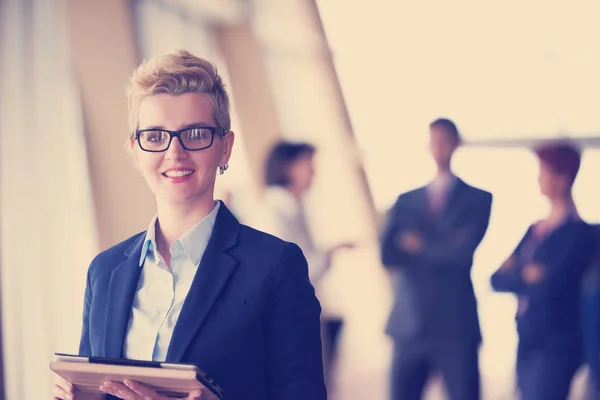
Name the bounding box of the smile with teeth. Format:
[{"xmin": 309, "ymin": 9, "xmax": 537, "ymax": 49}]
[{"xmin": 163, "ymin": 170, "xmax": 195, "ymax": 177}]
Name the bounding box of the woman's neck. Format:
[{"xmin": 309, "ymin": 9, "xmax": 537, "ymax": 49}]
[
  {"xmin": 155, "ymin": 198, "xmax": 216, "ymax": 256},
  {"xmin": 285, "ymin": 184, "xmax": 304, "ymax": 200},
  {"xmin": 547, "ymin": 195, "xmax": 575, "ymax": 224}
]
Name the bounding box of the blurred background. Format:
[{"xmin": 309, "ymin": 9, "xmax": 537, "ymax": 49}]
[{"xmin": 1, "ymin": 0, "xmax": 599, "ymax": 399}]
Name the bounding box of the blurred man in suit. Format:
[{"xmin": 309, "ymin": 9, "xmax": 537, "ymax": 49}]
[{"xmin": 380, "ymin": 118, "xmax": 492, "ymax": 400}]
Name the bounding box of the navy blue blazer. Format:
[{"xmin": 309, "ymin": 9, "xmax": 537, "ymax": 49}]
[
  {"xmin": 78, "ymin": 204, "xmax": 327, "ymax": 400},
  {"xmin": 381, "ymin": 178, "xmax": 492, "ymax": 345},
  {"xmin": 491, "ymin": 219, "xmax": 596, "ymax": 353}
]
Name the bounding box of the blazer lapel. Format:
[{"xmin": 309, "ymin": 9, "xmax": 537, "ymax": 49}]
[
  {"xmin": 413, "ymin": 187, "xmax": 431, "ymax": 215},
  {"xmin": 166, "ymin": 204, "xmax": 240, "ymax": 362},
  {"xmin": 104, "ymin": 233, "xmax": 145, "ymax": 358}
]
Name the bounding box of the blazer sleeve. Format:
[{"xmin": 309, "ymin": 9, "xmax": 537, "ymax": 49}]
[
  {"xmin": 490, "ymin": 228, "xmax": 531, "ymax": 294},
  {"xmin": 78, "ymin": 259, "xmax": 94, "ymax": 356},
  {"xmin": 380, "ymin": 196, "xmax": 414, "ymax": 268},
  {"xmin": 491, "ymin": 223, "xmax": 596, "ymax": 298},
  {"xmin": 418, "ymin": 192, "xmax": 493, "ymax": 270},
  {"xmin": 266, "ymin": 243, "xmax": 327, "ymax": 400},
  {"xmin": 527, "ymin": 223, "xmax": 595, "ymax": 300}
]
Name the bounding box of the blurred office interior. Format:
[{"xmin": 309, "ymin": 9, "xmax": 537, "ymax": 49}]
[{"xmin": 1, "ymin": 0, "xmax": 599, "ymax": 399}]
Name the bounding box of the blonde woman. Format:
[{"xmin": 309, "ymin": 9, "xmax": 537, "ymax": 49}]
[{"xmin": 53, "ymin": 51, "xmax": 326, "ymax": 400}]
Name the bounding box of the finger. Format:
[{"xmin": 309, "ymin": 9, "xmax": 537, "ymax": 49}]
[
  {"xmin": 100, "ymin": 384, "xmax": 126, "ymax": 399},
  {"xmin": 187, "ymin": 389, "xmax": 203, "ymax": 399},
  {"xmin": 102, "ymin": 381, "xmax": 138, "ymax": 400},
  {"xmin": 53, "ymin": 384, "xmax": 74, "ymax": 400},
  {"xmin": 54, "ymin": 375, "xmax": 74, "ymax": 394},
  {"xmin": 100, "ymin": 385, "xmax": 120, "ymax": 398},
  {"xmin": 124, "ymin": 379, "xmax": 160, "ymax": 399}
]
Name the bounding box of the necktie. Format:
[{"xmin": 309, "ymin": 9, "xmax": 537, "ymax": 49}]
[{"xmin": 429, "ymin": 186, "xmax": 446, "ymax": 215}]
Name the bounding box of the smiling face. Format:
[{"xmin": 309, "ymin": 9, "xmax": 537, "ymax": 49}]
[{"xmin": 134, "ymin": 92, "xmax": 234, "ymax": 209}]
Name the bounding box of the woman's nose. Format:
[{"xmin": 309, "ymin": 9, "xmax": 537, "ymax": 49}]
[{"xmin": 165, "ymin": 136, "xmax": 188, "ymax": 160}]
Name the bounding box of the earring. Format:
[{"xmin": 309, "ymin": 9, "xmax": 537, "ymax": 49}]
[{"xmin": 219, "ymin": 163, "xmax": 229, "ymax": 175}]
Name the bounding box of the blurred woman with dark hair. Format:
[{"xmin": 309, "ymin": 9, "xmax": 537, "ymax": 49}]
[
  {"xmin": 491, "ymin": 141, "xmax": 596, "ymax": 400},
  {"xmin": 261, "ymin": 141, "xmax": 353, "ymax": 284},
  {"xmin": 257, "ymin": 140, "xmax": 354, "ymax": 383}
]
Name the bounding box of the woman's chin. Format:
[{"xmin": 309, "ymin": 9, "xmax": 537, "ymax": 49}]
[{"xmin": 157, "ymin": 190, "xmax": 211, "ymax": 207}]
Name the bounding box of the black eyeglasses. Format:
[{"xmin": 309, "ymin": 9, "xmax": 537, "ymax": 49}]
[{"xmin": 135, "ymin": 126, "xmax": 226, "ymax": 152}]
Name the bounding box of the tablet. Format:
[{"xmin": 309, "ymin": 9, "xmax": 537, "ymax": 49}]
[{"xmin": 50, "ymin": 353, "xmax": 223, "ymax": 399}]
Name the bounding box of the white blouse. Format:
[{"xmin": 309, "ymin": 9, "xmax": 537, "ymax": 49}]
[{"xmin": 253, "ymin": 186, "xmax": 329, "ymax": 285}]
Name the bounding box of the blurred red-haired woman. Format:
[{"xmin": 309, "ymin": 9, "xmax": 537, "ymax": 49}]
[{"xmin": 491, "ymin": 141, "xmax": 596, "ymax": 400}]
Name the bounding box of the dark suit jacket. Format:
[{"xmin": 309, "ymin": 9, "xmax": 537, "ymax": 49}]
[
  {"xmin": 78, "ymin": 204, "xmax": 327, "ymax": 400},
  {"xmin": 491, "ymin": 219, "xmax": 596, "ymax": 353},
  {"xmin": 381, "ymin": 178, "xmax": 492, "ymax": 345}
]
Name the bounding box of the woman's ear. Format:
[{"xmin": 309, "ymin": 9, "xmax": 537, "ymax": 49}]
[{"xmin": 220, "ymin": 131, "xmax": 235, "ymax": 165}]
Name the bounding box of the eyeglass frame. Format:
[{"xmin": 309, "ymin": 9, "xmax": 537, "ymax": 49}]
[{"xmin": 135, "ymin": 126, "xmax": 227, "ymax": 152}]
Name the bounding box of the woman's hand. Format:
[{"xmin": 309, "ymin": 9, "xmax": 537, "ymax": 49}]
[
  {"xmin": 324, "ymin": 242, "xmax": 356, "ymax": 266},
  {"xmin": 522, "ymin": 262, "xmax": 545, "ymax": 283},
  {"xmin": 53, "ymin": 373, "xmax": 74, "ymax": 400},
  {"xmin": 100, "ymin": 379, "xmax": 203, "ymax": 400},
  {"xmin": 331, "ymin": 242, "xmax": 356, "ymax": 252},
  {"xmin": 52, "ymin": 373, "xmax": 105, "ymax": 400}
]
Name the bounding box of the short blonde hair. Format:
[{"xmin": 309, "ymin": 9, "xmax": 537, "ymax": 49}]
[{"xmin": 126, "ymin": 50, "xmax": 231, "ymax": 140}]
